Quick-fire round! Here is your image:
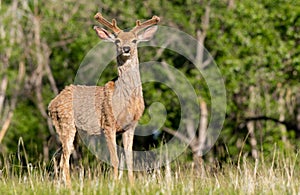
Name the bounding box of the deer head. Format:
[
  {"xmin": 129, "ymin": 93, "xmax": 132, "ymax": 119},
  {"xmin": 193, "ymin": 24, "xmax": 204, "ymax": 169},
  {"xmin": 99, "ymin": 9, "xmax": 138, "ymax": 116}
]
[{"xmin": 93, "ymin": 13, "xmax": 160, "ymax": 63}]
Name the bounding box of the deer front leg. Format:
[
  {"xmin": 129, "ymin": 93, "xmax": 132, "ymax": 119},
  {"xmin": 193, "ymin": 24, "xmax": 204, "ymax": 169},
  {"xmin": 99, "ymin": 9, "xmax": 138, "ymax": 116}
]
[
  {"xmin": 105, "ymin": 130, "xmax": 119, "ymax": 180},
  {"xmin": 122, "ymin": 125, "xmax": 136, "ymax": 184}
]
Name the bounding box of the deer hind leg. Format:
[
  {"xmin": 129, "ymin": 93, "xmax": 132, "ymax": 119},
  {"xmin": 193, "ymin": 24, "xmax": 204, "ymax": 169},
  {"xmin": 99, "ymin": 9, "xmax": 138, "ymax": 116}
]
[
  {"xmin": 122, "ymin": 126, "xmax": 135, "ymax": 184},
  {"xmin": 104, "ymin": 129, "xmax": 119, "ymax": 180},
  {"xmin": 57, "ymin": 122, "xmax": 76, "ymax": 187}
]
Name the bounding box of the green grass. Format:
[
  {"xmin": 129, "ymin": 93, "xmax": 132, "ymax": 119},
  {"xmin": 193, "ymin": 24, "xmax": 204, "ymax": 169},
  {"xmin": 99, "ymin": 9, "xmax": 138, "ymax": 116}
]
[{"xmin": 0, "ymin": 149, "xmax": 299, "ymax": 195}]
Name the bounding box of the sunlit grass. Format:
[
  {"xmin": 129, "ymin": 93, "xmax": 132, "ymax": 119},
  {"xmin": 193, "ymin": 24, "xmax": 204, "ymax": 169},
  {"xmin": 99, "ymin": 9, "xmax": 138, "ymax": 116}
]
[{"xmin": 0, "ymin": 146, "xmax": 299, "ymax": 194}]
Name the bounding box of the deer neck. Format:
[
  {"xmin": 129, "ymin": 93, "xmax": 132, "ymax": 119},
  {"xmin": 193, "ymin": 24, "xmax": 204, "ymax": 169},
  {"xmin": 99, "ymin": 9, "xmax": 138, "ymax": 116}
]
[
  {"xmin": 111, "ymin": 53, "xmax": 143, "ymax": 127},
  {"xmin": 114, "ymin": 53, "xmax": 143, "ymax": 99}
]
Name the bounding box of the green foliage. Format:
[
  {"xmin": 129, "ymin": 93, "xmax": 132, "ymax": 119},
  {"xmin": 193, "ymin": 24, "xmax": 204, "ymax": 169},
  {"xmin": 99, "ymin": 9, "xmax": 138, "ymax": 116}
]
[{"xmin": 3, "ymin": 101, "xmax": 47, "ymax": 161}]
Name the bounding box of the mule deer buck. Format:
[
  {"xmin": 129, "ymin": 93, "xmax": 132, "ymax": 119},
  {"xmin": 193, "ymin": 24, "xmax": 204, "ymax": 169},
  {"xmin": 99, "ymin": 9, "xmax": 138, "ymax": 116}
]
[{"xmin": 48, "ymin": 13, "xmax": 160, "ymax": 187}]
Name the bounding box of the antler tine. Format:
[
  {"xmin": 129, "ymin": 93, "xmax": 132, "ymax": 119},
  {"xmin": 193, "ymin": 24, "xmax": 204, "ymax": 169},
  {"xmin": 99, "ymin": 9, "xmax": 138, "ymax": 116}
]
[
  {"xmin": 94, "ymin": 12, "xmax": 122, "ymax": 34},
  {"xmin": 132, "ymin": 15, "xmax": 160, "ymax": 33}
]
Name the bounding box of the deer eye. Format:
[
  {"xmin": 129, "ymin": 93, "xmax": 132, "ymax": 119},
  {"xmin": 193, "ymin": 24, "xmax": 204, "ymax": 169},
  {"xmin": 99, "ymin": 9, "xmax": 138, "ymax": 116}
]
[
  {"xmin": 115, "ymin": 39, "xmax": 121, "ymax": 44},
  {"xmin": 132, "ymin": 39, "xmax": 137, "ymax": 44}
]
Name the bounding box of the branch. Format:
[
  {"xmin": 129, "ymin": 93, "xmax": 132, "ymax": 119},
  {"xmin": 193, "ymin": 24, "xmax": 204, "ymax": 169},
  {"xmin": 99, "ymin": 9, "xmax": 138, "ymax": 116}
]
[
  {"xmin": 0, "ymin": 112, "xmax": 13, "ymax": 143},
  {"xmin": 153, "ymin": 37, "xmax": 173, "ymax": 60},
  {"xmin": 162, "ymin": 127, "xmax": 191, "ymax": 145},
  {"xmin": 244, "ymin": 116, "xmax": 298, "ymax": 133},
  {"xmin": 246, "ymin": 116, "xmax": 286, "ymax": 126}
]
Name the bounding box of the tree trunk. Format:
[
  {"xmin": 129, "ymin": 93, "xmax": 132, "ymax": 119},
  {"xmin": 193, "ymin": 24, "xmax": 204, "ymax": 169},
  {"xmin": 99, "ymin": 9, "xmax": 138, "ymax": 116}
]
[
  {"xmin": 0, "ymin": 55, "xmax": 8, "ymax": 116},
  {"xmin": 193, "ymin": 5, "xmax": 210, "ymax": 158},
  {"xmin": 196, "ymin": 99, "xmax": 208, "ymax": 157},
  {"xmin": 0, "ymin": 61, "xmax": 25, "ymax": 144},
  {"xmin": 228, "ymin": 0, "xmax": 235, "ymax": 9},
  {"xmin": 278, "ymin": 89, "xmax": 288, "ymax": 144},
  {"xmin": 247, "ymin": 86, "xmax": 258, "ymax": 159},
  {"xmin": 192, "ymin": 152, "xmax": 205, "ymax": 177},
  {"xmin": 297, "ymin": 93, "xmax": 300, "ymax": 136}
]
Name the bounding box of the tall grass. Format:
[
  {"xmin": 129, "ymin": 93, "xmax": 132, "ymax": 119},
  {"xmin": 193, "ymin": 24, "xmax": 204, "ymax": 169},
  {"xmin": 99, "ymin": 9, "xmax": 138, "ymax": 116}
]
[{"xmin": 0, "ymin": 143, "xmax": 299, "ymax": 194}]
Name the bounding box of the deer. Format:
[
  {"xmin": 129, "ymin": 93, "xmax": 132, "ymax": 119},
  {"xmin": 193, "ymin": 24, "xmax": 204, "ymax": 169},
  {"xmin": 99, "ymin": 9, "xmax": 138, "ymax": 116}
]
[{"xmin": 48, "ymin": 13, "xmax": 160, "ymax": 187}]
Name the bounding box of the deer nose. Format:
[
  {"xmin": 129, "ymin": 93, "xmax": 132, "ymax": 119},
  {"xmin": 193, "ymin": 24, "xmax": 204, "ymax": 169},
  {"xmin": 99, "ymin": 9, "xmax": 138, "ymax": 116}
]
[{"xmin": 123, "ymin": 46, "xmax": 131, "ymax": 53}]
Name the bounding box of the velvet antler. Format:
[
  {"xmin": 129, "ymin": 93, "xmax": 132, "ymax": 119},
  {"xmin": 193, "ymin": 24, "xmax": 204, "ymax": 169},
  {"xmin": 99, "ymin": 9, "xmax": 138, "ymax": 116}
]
[
  {"xmin": 131, "ymin": 15, "xmax": 160, "ymax": 33},
  {"xmin": 94, "ymin": 13, "xmax": 122, "ymax": 34}
]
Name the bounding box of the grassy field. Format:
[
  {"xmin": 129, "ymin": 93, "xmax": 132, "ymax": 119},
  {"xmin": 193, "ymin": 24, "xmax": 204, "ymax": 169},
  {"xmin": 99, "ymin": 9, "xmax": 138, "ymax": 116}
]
[{"xmin": 0, "ymin": 148, "xmax": 299, "ymax": 195}]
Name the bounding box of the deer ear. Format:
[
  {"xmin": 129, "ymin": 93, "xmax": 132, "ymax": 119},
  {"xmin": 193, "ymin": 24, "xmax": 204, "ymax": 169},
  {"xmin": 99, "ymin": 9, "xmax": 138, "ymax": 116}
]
[
  {"xmin": 137, "ymin": 25, "xmax": 158, "ymax": 42},
  {"xmin": 94, "ymin": 26, "xmax": 115, "ymax": 42}
]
